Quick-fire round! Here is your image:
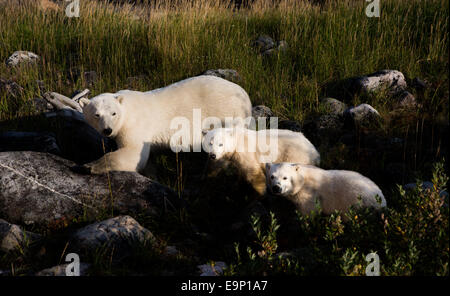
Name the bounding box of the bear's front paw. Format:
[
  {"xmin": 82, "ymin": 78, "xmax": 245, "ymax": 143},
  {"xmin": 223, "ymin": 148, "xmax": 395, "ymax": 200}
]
[{"xmin": 70, "ymin": 164, "xmax": 92, "ymax": 175}]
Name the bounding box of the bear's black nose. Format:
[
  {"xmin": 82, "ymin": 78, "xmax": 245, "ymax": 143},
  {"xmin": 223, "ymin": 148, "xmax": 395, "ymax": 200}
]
[
  {"xmin": 210, "ymin": 154, "xmax": 216, "ymax": 159},
  {"xmin": 103, "ymin": 128, "xmax": 112, "ymax": 136},
  {"xmin": 272, "ymin": 185, "xmax": 281, "ymax": 194}
]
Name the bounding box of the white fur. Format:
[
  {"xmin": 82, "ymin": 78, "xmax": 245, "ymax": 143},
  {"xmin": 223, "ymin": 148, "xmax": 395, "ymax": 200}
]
[
  {"xmin": 266, "ymin": 163, "xmax": 386, "ymax": 216},
  {"xmin": 203, "ymin": 127, "xmax": 320, "ymax": 195},
  {"xmin": 80, "ymin": 76, "xmax": 252, "ymax": 174}
]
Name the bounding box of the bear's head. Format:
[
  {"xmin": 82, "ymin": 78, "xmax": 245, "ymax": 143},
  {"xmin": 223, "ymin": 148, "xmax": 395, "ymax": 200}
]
[
  {"xmin": 202, "ymin": 128, "xmax": 237, "ymax": 160},
  {"xmin": 79, "ymin": 94, "xmax": 125, "ymax": 138},
  {"xmin": 265, "ymin": 162, "xmax": 304, "ymax": 196}
]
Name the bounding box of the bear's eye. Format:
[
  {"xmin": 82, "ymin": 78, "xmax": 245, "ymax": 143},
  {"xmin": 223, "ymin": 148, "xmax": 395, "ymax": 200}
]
[
  {"xmin": 112, "ymin": 112, "xmax": 116, "ymax": 116},
  {"xmin": 219, "ymin": 143, "xmax": 223, "ymax": 147},
  {"xmin": 283, "ymin": 177, "xmax": 287, "ymax": 180},
  {"xmin": 95, "ymin": 114, "xmax": 100, "ymax": 118},
  {"xmin": 270, "ymin": 176, "xmax": 274, "ymax": 179}
]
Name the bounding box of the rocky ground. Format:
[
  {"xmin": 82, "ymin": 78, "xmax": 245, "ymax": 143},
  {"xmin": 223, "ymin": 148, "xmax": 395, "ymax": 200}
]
[{"xmin": 0, "ymin": 27, "xmax": 448, "ymax": 276}]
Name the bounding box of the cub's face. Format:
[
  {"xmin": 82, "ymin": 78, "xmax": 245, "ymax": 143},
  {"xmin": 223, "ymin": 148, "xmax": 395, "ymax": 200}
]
[
  {"xmin": 203, "ymin": 128, "xmax": 236, "ymax": 160},
  {"xmin": 265, "ymin": 163, "xmax": 303, "ymax": 196},
  {"xmin": 80, "ymin": 94, "xmax": 124, "ymax": 137}
]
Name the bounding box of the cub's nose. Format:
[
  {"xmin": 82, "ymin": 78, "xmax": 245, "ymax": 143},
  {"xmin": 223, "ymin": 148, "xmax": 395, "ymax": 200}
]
[
  {"xmin": 210, "ymin": 154, "xmax": 216, "ymax": 160},
  {"xmin": 103, "ymin": 128, "xmax": 112, "ymax": 136},
  {"xmin": 272, "ymin": 185, "xmax": 281, "ymax": 194}
]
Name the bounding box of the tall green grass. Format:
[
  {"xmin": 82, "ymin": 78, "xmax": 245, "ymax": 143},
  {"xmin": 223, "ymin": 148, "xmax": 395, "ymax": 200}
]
[{"xmin": 0, "ymin": 0, "xmax": 448, "ymax": 121}]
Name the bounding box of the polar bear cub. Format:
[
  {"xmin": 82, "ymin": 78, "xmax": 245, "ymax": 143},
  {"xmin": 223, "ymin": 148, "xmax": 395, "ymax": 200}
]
[
  {"xmin": 203, "ymin": 127, "xmax": 320, "ymax": 195},
  {"xmin": 265, "ymin": 162, "xmax": 386, "ymax": 216},
  {"xmin": 77, "ymin": 75, "xmax": 252, "ymax": 174}
]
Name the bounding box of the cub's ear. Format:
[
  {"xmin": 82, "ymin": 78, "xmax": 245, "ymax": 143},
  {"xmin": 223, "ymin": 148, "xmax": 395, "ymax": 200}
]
[
  {"xmin": 265, "ymin": 163, "xmax": 272, "ymax": 171},
  {"xmin": 79, "ymin": 98, "xmax": 90, "ymax": 108},
  {"xmin": 291, "ymin": 163, "xmax": 301, "ymax": 171},
  {"xmin": 116, "ymin": 95, "xmax": 124, "ymax": 104},
  {"xmin": 202, "ymin": 129, "xmax": 209, "ymax": 136}
]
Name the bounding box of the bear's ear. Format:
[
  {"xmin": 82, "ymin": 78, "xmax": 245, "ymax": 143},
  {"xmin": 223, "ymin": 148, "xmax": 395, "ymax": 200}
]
[
  {"xmin": 116, "ymin": 95, "xmax": 124, "ymax": 104},
  {"xmin": 202, "ymin": 129, "xmax": 209, "ymax": 136},
  {"xmin": 291, "ymin": 163, "xmax": 301, "ymax": 171},
  {"xmin": 265, "ymin": 163, "xmax": 271, "ymax": 170},
  {"xmin": 79, "ymin": 98, "xmax": 90, "ymax": 108}
]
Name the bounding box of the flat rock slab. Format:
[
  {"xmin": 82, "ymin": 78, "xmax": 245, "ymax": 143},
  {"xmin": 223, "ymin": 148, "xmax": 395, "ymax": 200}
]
[{"xmin": 0, "ymin": 151, "xmax": 175, "ymax": 226}]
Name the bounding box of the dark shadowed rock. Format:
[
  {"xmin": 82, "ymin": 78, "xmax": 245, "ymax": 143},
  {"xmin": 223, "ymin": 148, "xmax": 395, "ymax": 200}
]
[
  {"xmin": 202, "ymin": 69, "xmax": 241, "ymax": 82},
  {"xmin": 0, "ymin": 151, "xmax": 176, "ymax": 226},
  {"xmin": 6, "ymin": 51, "xmax": 39, "ymax": 67},
  {"xmin": 0, "ymin": 219, "xmax": 41, "ymax": 252},
  {"xmin": 344, "ymin": 103, "xmax": 381, "ymax": 128},
  {"xmin": 198, "ymin": 261, "xmax": 227, "ymax": 276},
  {"xmin": 321, "ymin": 97, "xmax": 347, "ymax": 116},
  {"xmin": 394, "ymin": 91, "xmax": 417, "ymax": 109},
  {"xmin": 70, "ymin": 216, "xmax": 154, "ymax": 258},
  {"xmin": 35, "ymin": 263, "xmax": 90, "ymax": 276},
  {"xmin": 252, "ymin": 105, "xmax": 274, "ymax": 118},
  {"xmin": 303, "ymin": 114, "xmax": 344, "ymax": 145},
  {"xmin": 278, "ymin": 120, "xmax": 302, "ymax": 132},
  {"xmin": 0, "ymin": 131, "xmax": 61, "ymax": 155},
  {"xmin": 261, "ymin": 40, "xmax": 288, "ymax": 56},
  {"xmin": 44, "ymin": 111, "xmax": 117, "ymax": 164},
  {"xmin": 0, "ymin": 78, "xmax": 24, "ymax": 98},
  {"xmin": 252, "ymin": 35, "xmax": 276, "ymax": 53},
  {"xmin": 411, "ymin": 77, "xmax": 430, "ymax": 91}
]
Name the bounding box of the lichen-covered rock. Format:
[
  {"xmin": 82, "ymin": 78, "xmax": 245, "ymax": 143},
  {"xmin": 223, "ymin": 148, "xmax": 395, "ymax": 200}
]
[
  {"xmin": 6, "ymin": 51, "xmax": 39, "ymax": 67},
  {"xmin": 0, "ymin": 151, "xmax": 175, "ymax": 226},
  {"xmin": 252, "ymin": 105, "xmax": 274, "ymax": 118},
  {"xmin": 321, "ymin": 98, "xmax": 347, "ymax": 116},
  {"xmin": 70, "ymin": 216, "xmax": 154, "ymax": 255},
  {"xmin": 344, "ymin": 103, "xmax": 381, "ymax": 128},
  {"xmin": 352, "ymin": 70, "xmax": 407, "ymax": 95},
  {"xmin": 202, "ymin": 69, "xmax": 241, "ymax": 82},
  {"xmin": 0, "ymin": 219, "xmax": 41, "ymax": 252}
]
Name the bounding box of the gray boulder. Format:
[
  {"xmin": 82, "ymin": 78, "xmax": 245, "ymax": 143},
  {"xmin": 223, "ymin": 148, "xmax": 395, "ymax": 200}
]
[
  {"xmin": 6, "ymin": 51, "xmax": 39, "ymax": 67},
  {"xmin": 321, "ymin": 98, "xmax": 347, "ymax": 116},
  {"xmin": 252, "ymin": 105, "xmax": 274, "ymax": 118},
  {"xmin": 252, "ymin": 35, "xmax": 276, "ymax": 53},
  {"xmin": 70, "ymin": 216, "xmax": 154, "ymax": 256},
  {"xmin": 0, "ymin": 219, "xmax": 41, "ymax": 252},
  {"xmin": 352, "ymin": 70, "xmax": 407, "ymax": 95},
  {"xmin": 202, "ymin": 69, "xmax": 241, "ymax": 82},
  {"xmin": 344, "ymin": 103, "xmax": 381, "ymax": 128},
  {"xmin": 394, "ymin": 91, "xmax": 417, "ymax": 109},
  {"xmin": 0, "ymin": 151, "xmax": 175, "ymax": 226}
]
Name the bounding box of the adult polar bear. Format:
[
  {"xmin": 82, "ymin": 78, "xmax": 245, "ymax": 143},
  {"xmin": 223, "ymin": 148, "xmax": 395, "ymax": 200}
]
[{"xmin": 77, "ymin": 75, "xmax": 252, "ymax": 174}]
